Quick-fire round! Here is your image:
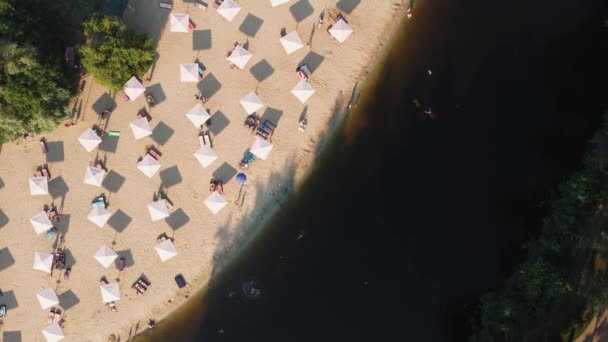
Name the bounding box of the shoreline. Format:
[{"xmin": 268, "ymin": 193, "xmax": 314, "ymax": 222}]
[
  {"xmin": 131, "ymin": 3, "xmax": 409, "ymax": 340},
  {"xmin": 0, "ymin": 1, "xmax": 406, "ymax": 341}
]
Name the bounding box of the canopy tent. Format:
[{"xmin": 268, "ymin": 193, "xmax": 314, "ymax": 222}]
[
  {"xmin": 170, "ymin": 13, "xmax": 189, "ymax": 32},
  {"xmin": 227, "ymin": 45, "xmax": 252, "ymax": 69},
  {"xmin": 30, "ymin": 212, "xmax": 54, "ymax": 235},
  {"xmin": 78, "ymin": 128, "xmax": 102, "ymax": 152},
  {"xmin": 271, "ymin": 0, "xmax": 290, "ymax": 6},
  {"xmin": 124, "ymin": 76, "xmax": 145, "ymax": 101},
  {"xmin": 240, "ymin": 91, "xmax": 264, "ymax": 114},
  {"xmin": 137, "ymin": 154, "xmax": 161, "ymax": 178},
  {"xmin": 194, "ymin": 145, "xmax": 218, "ymax": 168},
  {"xmin": 94, "ymin": 244, "xmax": 118, "ymax": 268},
  {"xmin": 180, "ymin": 63, "xmax": 199, "ymax": 82},
  {"xmin": 30, "ymin": 176, "xmax": 48, "ymax": 196},
  {"xmin": 250, "ymin": 136, "xmax": 273, "ymax": 160},
  {"xmin": 129, "ymin": 117, "xmax": 152, "ymax": 140},
  {"xmin": 280, "ymin": 31, "xmax": 304, "ymax": 55},
  {"xmin": 88, "ymin": 206, "xmax": 111, "ymax": 228},
  {"xmin": 33, "ymin": 251, "xmax": 54, "ymax": 273},
  {"xmin": 36, "ymin": 288, "xmax": 59, "ymax": 310},
  {"xmin": 42, "ymin": 322, "xmax": 65, "ymax": 342},
  {"xmin": 148, "ymin": 200, "xmax": 170, "ymax": 221},
  {"xmin": 204, "ymin": 191, "xmax": 227, "ymax": 215},
  {"xmin": 100, "ymin": 282, "xmax": 120, "ymax": 303},
  {"xmin": 186, "ymin": 103, "xmax": 211, "ymax": 127},
  {"xmin": 329, "ymin": 19, "xmax": 353, "ymax": 43},
  {"xmin": 84, "ymin": 166, "xmax": 106, "ymax": 187},
  {"xmin": 217, "ymin": 0, "xmax": 241, "ymax": 21},
  {"xmin": 155, "ymin": 239, "xmax": 178, "ymax": 262},
  {"xmin": 291, "ymin": 79, "xmax": 316, "ymax": 103}
]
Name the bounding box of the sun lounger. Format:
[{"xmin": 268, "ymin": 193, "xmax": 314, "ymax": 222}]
[
  {"xmin": 46, "ymin": 227, "xmax": 57, "ymax": 240},
  {"xmin": 213, "ymin": 0, "xmax": 223, "ymax": 9},
  {"xmin": 100, "ymin": 278, "xmax": 108, "ymax": 286},
  {"xmin": 92, "ymin": 197, "xmax": 106, "ymax": 208},
  {"xmin": 146, "ymin": 93, "xmax": 157, "ymax": 108},
  {"xmin": 244, "ymin": 115, "xmax": 261, "ymax": 132},
  {"xmin": 0, "ymin": 304, "xmax": 6, "ymax": 318},
  {"xmin": 198, "ymin": 135, "xmax": 205, "ymax": 147},
  {"xmin": 47, "ymin": 206, "xmax": 59, "ymax": 223},
  {"xmin": 216, "ymin": 180, "xmax": 224, "ymax": 195},
  {"xmin": 297, "ymin": 65, "xmax": 312, "ymax": 80},
  {"xmin": 54, "ymin": 251, "xmax": 66, "ymax": 269},
  {"xmin": 48, "ymin": 308, "xmax": 61, "ymax": 324},
  {"xmin": 41, "ymin": 168, "xmax": 50, "ymax": 180},
  {"xmin": 204, "ymin": 134, "xmax": 212, "ymax": 147},
  {"xmin": 159, "ymin": 0, "xmax": 172, "ymax": 9},
  {"xmin": 117, "ymin": 257, "xmax": 125, "ymax": 271},
  {"xmin": 194, "ymin": 0, "xmax": 207, "ymax": 10},
  {"xmin": 40, "ymin": 139, "xmax": 48, "ymax": 153}
]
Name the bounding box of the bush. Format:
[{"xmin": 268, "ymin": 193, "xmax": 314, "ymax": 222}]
[{"xmin": 80, "ymin": 15, "xmax": 154, "ymax": 90}]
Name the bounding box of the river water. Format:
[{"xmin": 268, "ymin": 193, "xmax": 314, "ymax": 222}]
[{"xmin": 134, "ymin": 0, "xmax": 606, "ymax": 340}]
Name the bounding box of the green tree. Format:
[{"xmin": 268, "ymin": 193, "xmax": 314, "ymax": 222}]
[
  {"xmin": 0, "ymin": 41, "xmax": 71, "ymax": 142},
  {"xmin": 79, "ymin": 15, "xmax": 154, "ymax": 90}
]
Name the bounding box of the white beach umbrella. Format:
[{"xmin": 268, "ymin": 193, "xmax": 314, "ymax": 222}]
[
  {"xmin": 240, "ymin": 91, "xmax": 264, "ymax": 114},
  {"xmin": 180, "ymin": 63, "xmax": 199, "ymax": 82},
  {"xmin": 204, "ymin": 191, "xmax": 227, "ymax": 215},
  {"xmin": 30, "ymin": 176, "xmax": 49, "ymax": 196},
  {"xmin": 280, "ymin": 31, "xmax": 304, "ymax": 55},
  {"xmin": 30, "ymin": 211, "xmax": 53, "ymax": 235},
  {"xmin": 78, "ymin": 128, "xmax": 102, "ymax": 152},
  {"xmin": 155, "ymin": 239, "xmax": 178, "ymax": 262},
  {"xmin": 124, "ymin": 76, "xmax": 145, "ymax": 101},
  {"xmin": 227, "ymin": 45, "xmax": 252, "ymax": 69},
  {"xmin": 186, "ymin": 103, "xmax": 211, "ymax": 127},
  {"xmin": 291, "ymin": 79, "xmax": 316, "ymax": 103},
  {"xmin": 329, "ymin": 19, "xmax": 353, "ymax": 43},
  {"xmin": 88, "ymin": 206, "xmax": 111, "ymax": 228},
  {"xmin": 100, "ymin": 282, "xmax": 120, "ymax": 303},
  {"xmin": 137, "ymin": 154, "xmax": 161, "ymax": 178},
  {"xmin": 42, "ymin": 322, "xmax": 65, "ymax": 342},
  {"xmin": 250, "ymin": 136, "xmax": 273, "ymax": 160},
  {"xmin": 217, "ymin": 0, "xmax": 241, "ymax": 21},
  {"xmin": 94, "ymin": 244, "xmax": 118, "ymax": 268},
  {"xmin": 194, "ymin": 144, "xmax": 218, "ymax": 168},
  {"xmin": 36, "ymin": 288, "xmax": 60, "ymax": 310},
  {"xmin": 33, "ymin": 251, "xmax": 54, "ymax": 273},
  {"xmin": 83, "ymin": 165, "xmax": 106, "ymax": 187},
  {"xmin": 170, "ymin": 13, "xmax": 189, "ymax": 32},
  {"xmin": 271, "ymin": 0, "xmax": 290, "ymax": 6},
  {"xmin": 148, "ymin": 200, "xmax": 170, "ymax": 221},
  {"xmin": 129, "ymin": 117, "xmax": 153, "ymax": 140}
]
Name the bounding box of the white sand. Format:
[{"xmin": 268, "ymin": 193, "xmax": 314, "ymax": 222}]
[{"xmin": 0, "ymin": 0, "xmax": 403, "ymax": 340}]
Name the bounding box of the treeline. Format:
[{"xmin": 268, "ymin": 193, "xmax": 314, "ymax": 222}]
[
  {"xmin": 471, "ymin": 113, "xmax": 608, "ymax": 341},
  {"xmin": 0, "ymin": 0, "xmax": 153, "ymax": 143}
]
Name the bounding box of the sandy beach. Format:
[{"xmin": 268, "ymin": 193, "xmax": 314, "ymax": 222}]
[{"xmin": 0, "ymin": 0, "xmax": 402, "ymax": 340}]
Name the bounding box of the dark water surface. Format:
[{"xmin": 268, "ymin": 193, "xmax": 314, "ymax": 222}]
[{"xmin": 136, "ymin": 0, "xmax": 607, "ymax": 341}]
